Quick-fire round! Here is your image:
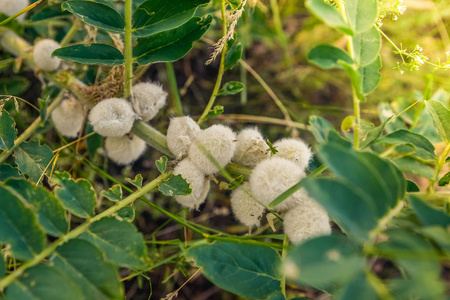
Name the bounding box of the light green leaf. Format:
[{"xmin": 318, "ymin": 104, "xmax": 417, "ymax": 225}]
[
  {"xmin": 80, "ymin": 217, "xmax": 148, "ymax": 269},
  {"xmin": 6, "ymin": 179, "xmax": 68, "ymax": 237},
  {"xmin": 116, "ymin": 206, "xmax": 135, "ymax": 222},
  {"xmin": 132, "ymin": 0, "xmax": 210, "ymax": 37},
  {"xmin": 409, "ymin": 196, "xmax": 450, "ymax": 228},
  {"xmin": 424, "ymin": 100, "xmax": 450, "ymax": 142},
  {"xmin": 14, "ymin": 141, "xmax": 53, "ymax": 184},
  {"xmin": 218, "ymin": 81, "xmax": 244, "ymax": 95},
  {"xmin": 6, "ymin": 265, "xmax": 83, "ymax": 300},
  {"xmin": 204, "ymin": 105, "xmax": 224, "ymax": 121},
  {"xmin": 0, "ymin": 110, "xmax": 16, "ymax": 151},
  {"xmin": 225, "ymin": 42, "xmax": 243, "ymax": 70},
  {"xmin": 101, "ymin": 184, "xmax": 122, "ymax": 202},
  {"xmin": 0, "ymin": 76, "xmax": 30, "ymax": 95},
  {"xmin": 352, "ymin": 26, "xmax": 381, "ymax": 67},
  {"xmin": 0, "ymin": 184, "xmax": 46, "ymax": 260},
  {"xmin": 186, "ymin": 241, "xmax": 282, "ymax": 299},
  {"xmin": 134, "ymin": 16, "xmax": 212, "ymax": 65},
  {"xmin": 393, "ymin": 157, "xmax": 434, "ymax": 179},
  {"xmin": 339, "ymin": 60, "xmax": 365, "ymax": 102},
  {"xmin": 334, "ymin": 273, "xmax": 379, "ymax": 300},
  {"xmin": 378, "ymin": 102, "xmax": 407, "ymax": 133},
  {"xmin": 309, "ymin": 115, "xmax": 338, "ymax": 144},
  {"xmin": 345, "ymin": 0, "xmax": 378, "ymax": 33},
  {"xmin": 308, "ymin": 45, "xmax": 353, "ymax": 69},
  {"xmin": 126, "ymin": 174, "xmax": 143, "ymax": 188},
  {"xmin": 51, "ymin": 171, "xmax": 97, "ymax": 218},
  {"xmin": 359, "ymin": 117, "xmax": 391, "ymax": 149},
  {"xmin": 358, "ymin": 55, "xmax": 382, "ymax": 95},
  {"xmin": 50, "ymin": 239, "xmax": 123, "ymax": 300},
  {"xmin": 53, "ymin": 44, "xmax": 125, "ymax": 65},
  {"xmin": 438, "ymin": 172, "xmax": 450, "ymax": 187},
  {"xmin": 155, "ymin": 156, "xmax": 168, "ymax": 173},
  {"xmin": 305, "ymin": 0, "xmax": 353, "ymax": 35},
  {"xmin": 378, "ymin": 129, "xmax": 436, "ymax": 160},
  {"xmin": 0, "ymin": 164, "xmax": 23, "ymax": 181},
  {"xmin": 62, "ymin": 0, "xmax": 125, "ymax": 32},
  {"xmin": 159, "ymin": 174, "xmax": 192, "ymax": 196}
]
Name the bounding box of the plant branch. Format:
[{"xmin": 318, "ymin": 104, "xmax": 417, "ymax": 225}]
[
  {"xmin": 166, "ymin": 62, "xmax": 183, "ymax": 116},
  {"xmin": 124, "ymin": 0, "xmax": 133, "ymax": 98}
]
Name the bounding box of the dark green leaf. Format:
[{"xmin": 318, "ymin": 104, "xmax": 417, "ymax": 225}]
[
  {"xmin": 305, "ymin": 0, "xmax": 353, "ymax": 35},
  {"xmin": 352, "ymin": 26, "xmax": 381, "ymax": 66},
  {"xmin": 51, "ymin": 171, "xmax": 97, "ymax": 218},
  {"xmin": 6, "ymin": 179, "xmax": 68, "ymax": 237},
  {"xmin": 0, "ymin": 77, "xmax": 30, "ymax": 95},
  {"xmin": 224, "ymin": 42, "xmax": 243, "ymax": 70},
  {"xmin": 0, "ymin": 254, "xmax": 4, "ymax": 279},
  {"xmin": 31, "ymin": 4, "xmax": 72, "ymax": 22},
  {"xmin": 409, "ymin": 196, "xmax": 450, "ymax": 228},
  {"xmin": 218, "ymin": 81, "xmax": 244, "ymax": 95},
  {"xmin": 126, "ymin": 174, "xmax": 143, "ymax": 188},
  {"xmin": 425, "ymin": 100, "xmax": 450, "ymax": 142},
  {"xmin": 101, "ymin": 184, "xmax": 122, "ymax": 202},
  {"xmin": 62, "ymin": 0, "xmax": 125, "ymax": 32},
  {"xmin": 358, "ymin": 55, "xmax": 382, "ymax": 95},
  {"xmin": 53, "ymin": 44, "xmax": 125, "ymax": 65},
  {"xmin": 334, "ymin": 272, "xmax": 379, "ymax": 300},
  {"xmin": 0, "ymin": 164, "xmax": 23, "ymax": 181},
  {"xmin": 393, "ymin": 157, "xmax": 434, "ymax": 179},
  {"xmin": 0, "ymin": 110, "xmax": 17, "ymax": 151},
  {"xmin": 268, "ymin": 293, "xmax": 285, "ymax": 300},
  {"xmin": 186, "ymin": 241, "xmax": 282, "ymax": 299},
  {"xmin": 309, "ymin": 115, "xmax": 337, "ymax": 144},
  {"xmin": 0, "ymin": 184, "xmax": 46, "ymax": 260},
  {"xmin": 204, "ymin": 105, "xmax": 224, "ymax": 120},
  {"xmin": 50, "ymin": 239, "xmax": 123, "ymax": 300},
  {"xmin": 378, "ymin": 129, "xmax": 436, "ymax": 160},
  {"xmin": 308, "ymin": 45, "xmax": 353, "ymax": 69},
  {"xmin": 359, "ymin": 116, "xmax": 391, "ymax": 149},
  {"xmin": 132, "ymin": 0, "xmax": 210, "ymax": 37},
  {"xmin": 339, "ymin": 60, "xmax": 365, "ymax": 102},
  {"xmin": 228, "ymin": 0, "xmax": 242, "ymax": 9},
  {"xmin": 346, "ymin": 0, "xmax": 378, "ymax": 33},
  {"xmin": 159, "ymin": 174, "xmax": 192, "ymax": 196},
  {"xmin": 81, "ymin": 217, "xmax": 148, "ymax": 268},
  {"xmin": 14, "ymin": 141, "xmax": 54, "ymax": 184},
  {"xmin": 406, "ymin": 180, "xmax": 420, "ymax": 192},
  {"xmin": 134, "ymin": 16, "xmax": 212, "ymax": 65},
  {"xmin": 155, "ymin": 156, "xmax": 168, "ymax": 173},
  {"xmin": 438, "ymin": 172, "xmax": 450, "ymax": 186},
  {"xmin": 6, "ymin": 265, "xmax": 83, "ymax": 300},
  {"xmin": 116, "ymin": 206, "xmax": 135, "ymax": 222}
]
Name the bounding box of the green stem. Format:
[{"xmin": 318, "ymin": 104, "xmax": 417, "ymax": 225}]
[
  {"xmin": 166, "ymin": 62, "xmax": 183, "ymax": 116},
  {"xmin": 130, "ymin": 120, "xmax": 173, "ymax": 157},
  {"xmin": 429, "ymin": 143, "xmax": 450, "ymax": 193},
  {"xmin": 124, "ymin": 0, "xmax": 133, "ymax": 98},
  {"xmin": 0, "ymin": 173, "xmax": 170, "ymax": 291},
  {"xmin": 197, "ymin": 0, "xmax": 228, "ymax": 125},
  {"xmin": 59, "ymin": 19, "xmax": 79, "ymax": 47},
  {"xmin": 280, "ymin": 234, "xmax": 289, "ymax": 296}
]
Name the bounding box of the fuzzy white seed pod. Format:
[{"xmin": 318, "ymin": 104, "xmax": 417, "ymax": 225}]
[
  {"xmin": 88, "ymin": 98, "xmax": 136, "ymax": 137},
  {"xmin": 166, "ymin": 116, "xmax": 201, "ymax": 159},
  {"xmin": 173, "ymin": 159, "xmax": 210, "ymax": 209},
  {"xmin": 0, "ymin": 0, "xmax": 29, "ymax": 22},
  {"xmin": 131, "ymin": 82, "xmax": 167, "ymax": 122},
  {"xmin": 233, "ymin": 127, "xmax": 270, "ymax": 168},
  {"xmin": 249, "ymin": 157, "xmax": 307, "ymax": 211},
  {"xmin": 33, "ymin": 39, "xmax": 62, "ymax": 72},
  {"xmin": 188, "ymin": 124, "xmax": 236, "ymax": 175},
  {"xmin": 283, "ymin": 199, "xmax": 331, "ymax": 244},
  {"xmin": 104, "ymin": 134, "xmax": 146, "ymax": 165},
  {"xmin": 273, "ymin": 138, "xmax": 313, "ymax": 170},
  {"xmin": 230, "ymin": 182, "xmax": 265, "ymax": 227},
  {"xmin": 51, "ymin": 97, "xmax": 85, "ymax": 138}
]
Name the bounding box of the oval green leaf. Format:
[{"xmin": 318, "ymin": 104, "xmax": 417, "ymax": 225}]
[
  {"xmin": 409, "ymin": 196, "xmax": 450, "ymax": 228},
  {"xmin": 218, "ymin": 81, "xmax": 244, "ymax": 96},
  {"xmin": 159, "ymin": 174, "xmax": 192, "ymax": 196},
  {"xmin": 358, "ymin": 55, "xmax": 382, "ymax": 95},
  {"xmin": 14, "ymin": 141, "xmax": 54, "ymax": 184},
  {"xmin": 425, "ymin": 100, "xmax": 450, "ymax": 143},
  {"xmin": 0, "ymin": 110, "xmax": 17, "ymax": 151},
  {"xmin": 308, "ymin": 45, "xmax": 353, "ymax": 70},
  {"xmin": 0, "ymin": 76, "xmax": 30, "ymax": 95},
  {"xmin": 224, "ymin": 42, "xmax": 243, "ymax": 70},
  {"xmin": 345, "ymin": 0, "xmax": 378, "ymax": 33},
  {"xmin": 305, "ymin": 0, "xmax": 353, "ymax": 35},
  {"xmin": 378, "ymin": 129, "xmax": 436, "ymax": 160},
  {"xmin": 53, "ymin": 44, "xmax": 125, "ymax": 65},
  {"xmin": 352, "ymin": 26, "xmax": 381, "ymax": 67}
]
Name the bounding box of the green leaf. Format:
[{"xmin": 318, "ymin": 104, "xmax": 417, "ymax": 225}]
[
  {"xmin": 378, "ymin": 129, "xmax": 436, "ymax": 160},
  {"xmin": 51, "ymin": 171, "xmax": 97, "ymax": 218},
  {"xmin": 50, "ymin": 239, "xmax": 123, "ymax": 300},
  {"xmin": 339, "ymin": 60, "xmax": 365, "ymax": 102},
  {"xmin": 155, "ymin": 156, "xmax": 168, "ymax": 173},
  {"xmin": 352, "ymin": 26, "xmax": 381, "ymax": 67},
  {"xmin": 308, "ymin": 45, "xmax": 353, "ymax": 69},
  {"xmin": 53, "ymin": 44, "xmax": 125, "ymax": 65},
  {"xmin": 31, "ymin": 4, "xmax": 72, "ymax": 22},
  {"xmin": 0, "ymin": 77, "xmax": 30, "ymax": 95},
  {"xmin": 425, "ymin": 100, "xmax": 450, "ymax": 142},
  {"xmin": 6, "ymin": 265, "xmax": 83, "ymax": 300},
  {"xmin": 14, "ymin": 141, "xmax": 54, "ymax": 184},
  {"xmin": 101, "ymin": 184, "xmax": 122, "ymax": 202},
  {"xmin": 341, "ymin": 115, "xmax": 355, "ymax": 132},
  {"xmin": 0, "ymin": 110, "xmax": 17, "ymax": 151},
  {"xmin": 393, "ymin": 157, "xmax": 434, "ymax": 179},
  {"xmin": 345, "ymin": 0, "xmax": 378, "ymax": 33},
  {"xmin": 286, "ymin": 235, "xmax": 365, "ymax": 292},
  {"xmin": 268, "ymin": 293, "xmax": 285, "ymax": 300},
  {"xmin": 80, "ymin": 217, "xmax": 148, "ymax": 269},
  {"xmin": 309, "ymin": 115, "xmax": 337, "ymax": 144},
  {"xmin": 6, "ymin": 179, "xmax": 68, "ymax": 237},
  {"xmin": 186, "ymin": 241, "xmax": 282, "ymax": 299},
  {"xmin": 204, "ymin": 105, "xmax": 224, "ymax": 120},
  {"xmin": 0, "ymin": 164, "xmax": 23, "ymax": 181},
  {"xmin": 406, "ymin": 180, "xmax": 420, "ymax": 192},
  {"xmin": 228, "ymin": 0, "xmax": 242, "ymax": 9},
  {"xmin": 62, "ymin": 0, "xmax": 125, "ymax": 32},
  {"xmin": 228, "ymin": 175, "xmax": 244, "ymax": 190},
  {"xmin": 132, "ymin": 0, "xmax": 210, "ymax": 37},
  {"xmin": 305, "ymin": 0, "xmax": 353, "ymax": 35},
  {"xmin": 267, "ymin": 138, "xmax": 278, "ymax": 155},
  {"xmin": 224, "ymin": 42, "xmax": 243, "ymax": 70},
  {"xmin": 334, "ymin": 273, "xmax": 379, "ymax": 300},
  {"xmin": 409, "ymin": 196, "xmax": 450, "ymax": 228},
  {"xmin": 126, "ymin": 174, "xmax": 143, "ymax": 188},
  {"xmin": 359, "ymin": 117, "xmax": 391, "ymax": 149},
  {"xmin": 378, "ymin": 102, "xmax": 407, "ymax": 133},
  {"xmin": 159, "ymin": 174, "xmax": 192, "ymax": 196},
  {"xmin": 0, "ymin": 184, "xmax": 46, "ymax": 260},
  {"xmin": 116, "ymin": 206, "xmax": 135, "ymax": 222},
  {"xmin": 0, "ymin": 253, "xmax": 4, "ymax": 279},
  {"xmin": 218, "ymin": 81, "xmax": 244, "ymax": 95},
  {"xmin": 358, "ymin": 55, "xmax": 382, "ymax": 95},
  {"xmin": 438, "ymin": 172, "xmax": 450, "ymax": 186},
  {"xmin": 134, "ymin": 16, "xmax": 212, "ymax": 65},
  {"xmin": 38, "ymin": 96, "xmax": 50, "ymax": 123}
]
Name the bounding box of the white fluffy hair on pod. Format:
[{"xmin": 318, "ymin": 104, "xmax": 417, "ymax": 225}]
[
  {"xmin": 230, "ymin": 182, "xmax": 265, "ymax": 227},
  {"xmin": 283, "ymin": 199, "xmax": 331, "ymax": 244},
  {"xmin": 249, "ymin": 157, "xmax": 307, "ymax": 211},
  {"xmin": 1, "ymin": 0, "xmax": 29, "ymax": 21},
  {"xmin": 188, "ymin": 124, "xmax": 236, "ymax": 175},
  {"xmin": 131, "ymin": 82, "xmax": 167, "ymax": 122},
  {"xmin": 88, "ymin": 98, "xmax": 136, "ymax": 137},
  {"xmin": 166, "ymin": 116, "xmax": 201, "ymax": 159},
  {"xmin": 51, "ymin": 97, "xmax": 85, "ymax": 138},
  {"xmin": 104, "ymin": 134, "xmax": 146, "ymax": 165},
  {"xmin": 33, "ymin": 39, "xmax": 62, "ymax": 72},
  {"xmin": 273, "ymin": 138, "xmax": 313, "ymax": 171},
  {"xmin": 173, "ymin": 159, "xmax": 210, "ymax": 209},
  {"xmin": 233, "ymin": 127, "xmax": 270, "ymax": 168}
]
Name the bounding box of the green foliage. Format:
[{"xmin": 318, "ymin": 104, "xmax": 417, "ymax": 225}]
[
  {"xmin": 305, "ymin": 0, "xmax": 353, "ymax": 35},
  {"xmin": 101, "ymin": 184, "xmax": 123, "ymax": 202},
  {"xmin": 218, "ymin": 81, "xmax": 244, "ymax": 95},
  {"xmin": 352, "ymin": 26, "xmax": 381, "ymax": 67},
  {"xmin": 0, "ymin": 164, "xmax": 23, "ymax": 181},
  {"xmin": 0, "ymin": 110, "xmax": 16, "ymax": 151},
  {"xmin": 345, "ymin": 0, "xmax": 378, "ymax": 33},
  {"xmin": 224, "ymin": 42, "xmax": 243, "ymax": 70},
  {"xmin": 358, "ymin": 55, "xmax": 382, "ymax": 95},
  {"xmin": 308, "ymin": 45, "xmax": 353, "ymax": 69},
  {"xmin": 0, "ymin": 77, "xmax": 30, "ymax": 95},
  {"xmin": 53, "ymin": 44, "xmax": 126, "ymax": 65},
  {"xmin": 159, "ymin": 174, "xmax": 192, "ymax": 196},
  {"xmin": 409, "ymin": 196, "xmax": 450, "ymax": 227},
  {"xmin": 378, "ymin": 129, "xmax": 436, "ymax": 159},
  {"xmin": 155, "ymin": 156, "xmax": 168, "ymax": 173},
  {"xmin": 125, "ymin": 174, "xmax": 143, "ymax": 188},
  {"xmin": 204, "ymin": 105, "xmax": 224, "ymax": 120},
  {"xmin": 14, "ymin": 141, "xmax": 54, "ymax": 184},
  {"xmin": 425, "ymin": 100, "xmax": 450, "ymax": 142}
]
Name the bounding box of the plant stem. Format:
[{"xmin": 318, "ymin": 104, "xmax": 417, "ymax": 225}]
[
  {"xmin": 59, "ymin": 19, "xmax": 79, "ymax": 47},
  {"xmin": 429, "ymin": 143, "xmax": 450, "ymax": 192},
  {"xmin": 0, "ymin": 173, "xmax": 170, "ymax": 291},
  {"xmin": 280, "ymin": 234, "xmax": 289, "ymax": 296},
  {"xmin": 130, "ymin": 120, "xmax": 173, "ymax": 157},
  {"xmin": 124, "ymin": 0, "xmax": 133, "ymax": 98},
  {"xmin": 166, "ymin": 62, "xmax": 183, "ymax": 116},
  {"xmin": 197, "ymin": 0, "xmax": 228, "ymax": 125}
]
